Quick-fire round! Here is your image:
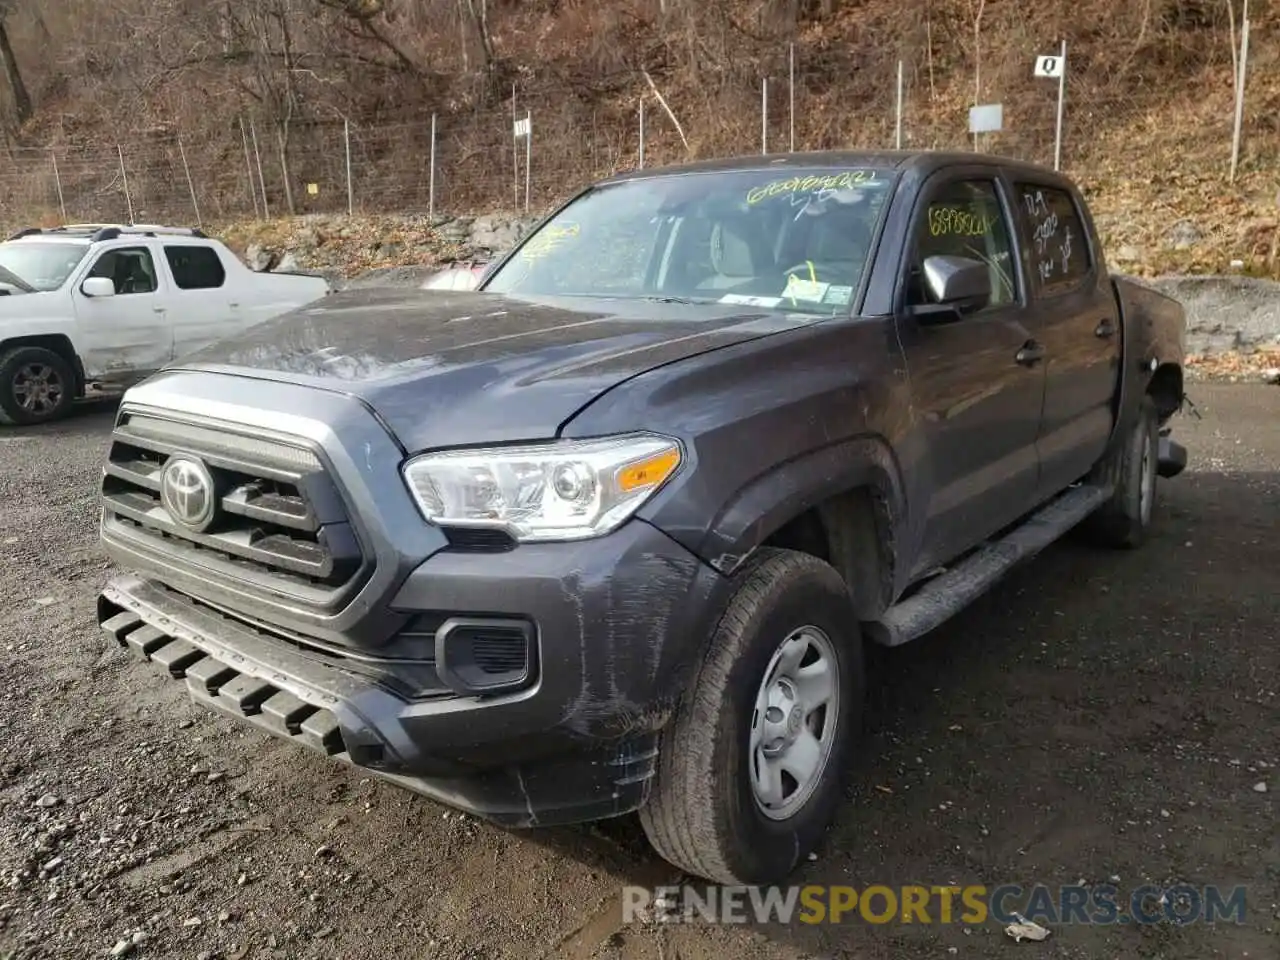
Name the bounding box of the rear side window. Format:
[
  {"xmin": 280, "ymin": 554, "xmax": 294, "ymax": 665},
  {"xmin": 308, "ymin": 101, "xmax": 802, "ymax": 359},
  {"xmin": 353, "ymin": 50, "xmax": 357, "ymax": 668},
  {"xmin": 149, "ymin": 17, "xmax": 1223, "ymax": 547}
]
[
  {"xmin": 1015, "ymin": 184, "xmax": 1091, "ymax": 295},
  {"xmin": 164, "ymin": 245, "xmax": 226, "ymax": 290}
]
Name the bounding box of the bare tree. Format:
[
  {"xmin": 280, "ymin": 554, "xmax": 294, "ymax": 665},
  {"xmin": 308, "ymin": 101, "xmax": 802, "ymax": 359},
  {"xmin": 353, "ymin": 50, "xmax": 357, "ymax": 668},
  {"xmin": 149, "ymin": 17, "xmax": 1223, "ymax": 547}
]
[{"xmin": 0, "ymin": 0, "xmax": 32, "ymax": 125}]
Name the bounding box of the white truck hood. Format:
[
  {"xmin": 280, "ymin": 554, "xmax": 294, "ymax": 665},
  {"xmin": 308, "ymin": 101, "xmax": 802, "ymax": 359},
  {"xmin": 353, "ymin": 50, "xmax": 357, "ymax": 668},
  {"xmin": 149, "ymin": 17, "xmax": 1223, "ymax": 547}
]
[{"xmin": 0, "ymin": 289, "xmax": 72, "ymax": 322}]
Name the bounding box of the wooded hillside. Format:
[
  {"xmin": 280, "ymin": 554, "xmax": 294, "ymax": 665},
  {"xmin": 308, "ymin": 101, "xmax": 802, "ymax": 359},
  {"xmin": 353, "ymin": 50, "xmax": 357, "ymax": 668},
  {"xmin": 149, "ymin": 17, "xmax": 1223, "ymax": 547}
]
[{"xmin": 0, "ymin": 0, "xmax": 1276, "ymax": 276}]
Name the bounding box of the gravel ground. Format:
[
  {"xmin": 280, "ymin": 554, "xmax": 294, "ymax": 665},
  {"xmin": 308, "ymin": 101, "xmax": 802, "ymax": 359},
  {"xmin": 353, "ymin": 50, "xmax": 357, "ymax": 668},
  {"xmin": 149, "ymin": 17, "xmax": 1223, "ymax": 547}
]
[{"xmin": 0, "ymin": 384, "xmax": 1277, "ymax": 960}]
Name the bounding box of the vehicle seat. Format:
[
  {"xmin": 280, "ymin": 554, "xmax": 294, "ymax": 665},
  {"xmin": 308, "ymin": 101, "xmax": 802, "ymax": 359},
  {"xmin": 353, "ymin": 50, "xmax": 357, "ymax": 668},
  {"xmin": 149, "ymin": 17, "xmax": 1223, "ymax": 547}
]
[
  {"xmin": 800, "ymin": 209, "xmax": 869, "ymax": 282},
  {"xmin": 115, "ymin": 256, "xmax": 152, "ymax": 294},
  {"xmin": 700, "ymin": 218, "xmax": 766, "ymax": 292}
]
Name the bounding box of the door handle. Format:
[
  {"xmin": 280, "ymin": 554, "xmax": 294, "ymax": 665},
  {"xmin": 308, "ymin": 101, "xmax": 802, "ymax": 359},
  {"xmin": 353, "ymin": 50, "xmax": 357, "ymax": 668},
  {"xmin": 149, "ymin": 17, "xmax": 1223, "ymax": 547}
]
[
  {"xmin": 229, "ymin": 302, "xmax": 240, "ymax": 308},
  {"xmin": 152, "ymin": 306, "xmax": 166, "ymax": 314},
  {"xmin": 1015, "ymin": 341, "xmax": 1046, "ymax": 366},
  {"xmin": 1094, "ymin": 318, "xmax": 1117, "ymax": 338}
]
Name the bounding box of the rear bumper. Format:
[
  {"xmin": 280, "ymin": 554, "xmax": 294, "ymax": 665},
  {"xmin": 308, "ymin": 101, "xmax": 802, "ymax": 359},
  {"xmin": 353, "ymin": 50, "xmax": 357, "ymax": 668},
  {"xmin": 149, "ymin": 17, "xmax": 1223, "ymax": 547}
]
[{"xmin": 98, "ymin": 519, "xmax": 730, "ymax": 827}]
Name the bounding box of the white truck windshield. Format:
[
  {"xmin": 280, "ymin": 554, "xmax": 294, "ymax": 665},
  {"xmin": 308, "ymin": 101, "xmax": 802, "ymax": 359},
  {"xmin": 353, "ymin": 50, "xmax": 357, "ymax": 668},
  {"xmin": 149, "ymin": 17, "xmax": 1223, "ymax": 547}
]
[
  {"xmin": 0, "ymin": 243, "xmax": 89, "ymax": 292},
  {"xmin": 483, "ymin": 166, "xmax": 894, "ymax": 314}
]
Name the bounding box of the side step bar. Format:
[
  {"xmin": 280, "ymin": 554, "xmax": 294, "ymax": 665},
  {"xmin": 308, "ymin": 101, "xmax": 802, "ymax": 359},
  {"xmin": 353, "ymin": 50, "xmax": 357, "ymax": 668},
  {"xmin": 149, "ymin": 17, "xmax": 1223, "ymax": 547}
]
[{"xmin": 866, "ymin": 483, "xmax": 1113, "ymax": 647}]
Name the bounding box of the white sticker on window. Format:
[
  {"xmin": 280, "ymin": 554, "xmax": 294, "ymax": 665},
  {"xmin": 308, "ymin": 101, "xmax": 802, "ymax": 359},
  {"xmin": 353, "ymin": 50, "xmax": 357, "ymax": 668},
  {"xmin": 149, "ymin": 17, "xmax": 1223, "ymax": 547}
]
[
  {"xmin": 782, "ymin": 277, "xmax": 830, "ymax": 301},
  {"xmin": 822, "ymin": 285, "xmax": 854, "ymax": 305},
  {"xmin": 719, "ymin": 293, "xmax": 782, "ymax": 307}
]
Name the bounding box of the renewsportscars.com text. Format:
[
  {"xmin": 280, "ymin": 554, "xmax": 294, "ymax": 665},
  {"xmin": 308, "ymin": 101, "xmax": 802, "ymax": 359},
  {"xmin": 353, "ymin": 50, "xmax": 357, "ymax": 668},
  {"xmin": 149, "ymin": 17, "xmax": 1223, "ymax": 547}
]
[{"xmin": 622, "ymin": 883, "xmax": 1247, "ymax": 927}]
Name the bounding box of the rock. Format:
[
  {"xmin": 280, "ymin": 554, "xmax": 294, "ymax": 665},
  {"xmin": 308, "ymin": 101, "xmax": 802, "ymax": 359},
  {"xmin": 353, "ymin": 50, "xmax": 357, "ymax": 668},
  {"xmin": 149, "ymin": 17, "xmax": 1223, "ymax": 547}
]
[
  {"xmin": 1254, "ymin": 781, "xmax": 1268, "ymax": 793},
  {"xmin": 183, "ymin": 916, "xmax": 202, "ymax": 927},
  {"xmin": 469, "ymin": 215, "xmax": 520, "ymax": 253},
  {"xmin": 244, "ymin": 244, "xmax": 273, "ymax": 272},
  {"xmin": 109, "ymin": 939, "xmax": 134, "ymax": 957},
  {"xmin": 1166, "ymin": 219, "xmax": 1203, "ymax": 250},
  {"xmin": 295, "ymin": 227, "xmax": 321, "ymax": 251},
  {"xmin": 1113, "ymin": 245, "xmax": 1141, "ymax": 263},
  {"xmin": 35, "ymin": 794, "xmax": 59, "ymax": 808},
  {"xmin": 1262, "ymin": 368, "xmax": 1280, "ymax": 385},
  {"xmin": 272, "ymin": 253, "xmax": 300, "ymax": 274}
]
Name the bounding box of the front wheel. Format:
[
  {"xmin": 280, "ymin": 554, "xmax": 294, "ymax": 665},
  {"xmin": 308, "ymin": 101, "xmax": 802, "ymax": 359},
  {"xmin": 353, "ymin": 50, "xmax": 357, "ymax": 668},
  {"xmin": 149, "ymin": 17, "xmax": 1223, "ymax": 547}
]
[
  {"xmin": 0, "ymin": 346, "xmax": 76, "ymax": 426},
  {"xmin": 639, "ymin": 548, "xmax": 864, "ymax": 884}
]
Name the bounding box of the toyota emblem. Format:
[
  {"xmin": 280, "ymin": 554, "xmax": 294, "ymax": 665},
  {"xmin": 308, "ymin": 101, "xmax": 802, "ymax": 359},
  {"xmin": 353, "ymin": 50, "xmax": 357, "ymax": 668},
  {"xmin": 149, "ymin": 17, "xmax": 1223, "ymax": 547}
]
[{"xmin": 159, "ymin": 456, "xmax": 216, "ymax": 531}]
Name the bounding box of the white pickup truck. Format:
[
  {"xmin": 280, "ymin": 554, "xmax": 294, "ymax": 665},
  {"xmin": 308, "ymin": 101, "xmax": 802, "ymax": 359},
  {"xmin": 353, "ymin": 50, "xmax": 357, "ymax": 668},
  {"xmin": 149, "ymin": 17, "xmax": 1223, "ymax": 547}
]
[{"xmin": 0, "ymin": 224, "xmax": 329, "ymax": 425}]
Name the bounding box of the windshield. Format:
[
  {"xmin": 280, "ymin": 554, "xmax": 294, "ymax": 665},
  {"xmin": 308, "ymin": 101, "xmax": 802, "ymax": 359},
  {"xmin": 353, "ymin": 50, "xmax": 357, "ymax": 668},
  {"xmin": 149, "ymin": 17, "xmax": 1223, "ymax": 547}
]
[
  {"xmin": 0, "ymin": 242, "xmax": 89, "ymax": 292},
  {"xmin": 483, "ymin": 166, "xmax": 894, "ymax": 314}
]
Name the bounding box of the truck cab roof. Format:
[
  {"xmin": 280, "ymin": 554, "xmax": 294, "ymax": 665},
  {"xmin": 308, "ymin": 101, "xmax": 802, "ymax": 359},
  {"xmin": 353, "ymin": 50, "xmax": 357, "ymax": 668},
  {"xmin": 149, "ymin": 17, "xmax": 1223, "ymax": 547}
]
[
  {"xmin": 5, "ymin": 224, "xmax": 209, "ymax": 245},
  {"xmin": 596, "ymin": 149, "xmax": 1079, "ymax": 191}
]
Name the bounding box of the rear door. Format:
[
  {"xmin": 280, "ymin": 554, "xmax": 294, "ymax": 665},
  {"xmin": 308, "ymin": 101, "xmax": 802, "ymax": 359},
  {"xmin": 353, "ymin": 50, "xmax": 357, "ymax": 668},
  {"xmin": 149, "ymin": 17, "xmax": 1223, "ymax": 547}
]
[
  {"xmin": 893, "ymin": 168, "xmax": 1048, "ymax": 574},
  {"xmin": 71, "ymin": 244, "xmax": 173, "ymax": 380},
  {"xmin": 1008, "ymin": 179, "xmax": 1121, "ymax": 499},
  {"xmin": 161, "ymin": 242, "xmax": 238, "ymax": 360}
]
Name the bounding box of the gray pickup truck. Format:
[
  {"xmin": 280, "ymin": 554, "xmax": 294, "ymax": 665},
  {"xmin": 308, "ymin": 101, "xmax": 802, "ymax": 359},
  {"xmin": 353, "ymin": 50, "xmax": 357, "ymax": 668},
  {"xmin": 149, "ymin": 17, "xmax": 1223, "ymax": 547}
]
[{"xmin": 96, "ymin": 150, "xmax": 1188, "ymax": 885}]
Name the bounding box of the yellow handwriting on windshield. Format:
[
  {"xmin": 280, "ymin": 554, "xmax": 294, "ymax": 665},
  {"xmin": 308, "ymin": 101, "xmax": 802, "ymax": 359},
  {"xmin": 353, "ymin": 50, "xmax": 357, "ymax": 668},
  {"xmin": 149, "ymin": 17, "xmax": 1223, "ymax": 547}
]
[
  {"xmin": 746, "ymin": 170, "xmax": 878, "ymax": 205},
  {"xmin": 520, "ymin": 222, "xmax": 581, "ymax": 260},
  {"xmin": 928, "ymin": 206, "xmax": 996, "ymax": 237}
]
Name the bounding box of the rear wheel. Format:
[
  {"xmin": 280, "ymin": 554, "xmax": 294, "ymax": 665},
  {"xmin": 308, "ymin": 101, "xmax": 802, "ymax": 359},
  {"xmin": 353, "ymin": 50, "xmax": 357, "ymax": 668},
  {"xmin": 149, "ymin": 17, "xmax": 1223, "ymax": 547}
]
[
  {"xmin": 0, "ymin": 346, "xmax": 76, "ymax": 426},
  {"xmin": 639, "ymin": 548, "xmax": 864, "ymax": 884},
  {"xmin": 1082, "ymin": 394, "xmax": 1159, "ymax": 548}
]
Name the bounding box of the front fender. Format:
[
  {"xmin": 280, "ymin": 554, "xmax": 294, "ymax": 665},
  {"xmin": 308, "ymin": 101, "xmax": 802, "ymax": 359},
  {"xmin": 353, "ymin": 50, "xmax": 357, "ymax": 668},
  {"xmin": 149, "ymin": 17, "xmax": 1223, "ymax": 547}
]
[{"xmin": 695, "ymin": 434, "xmax": 906, "ymax": 580}]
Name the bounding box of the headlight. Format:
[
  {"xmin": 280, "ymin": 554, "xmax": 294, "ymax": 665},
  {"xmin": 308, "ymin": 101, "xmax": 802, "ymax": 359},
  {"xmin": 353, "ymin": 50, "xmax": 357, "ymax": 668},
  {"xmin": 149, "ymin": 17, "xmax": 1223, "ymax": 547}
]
[{"xmin": 402, "ymin": 434, "xmax": 683, "ymax": 542}]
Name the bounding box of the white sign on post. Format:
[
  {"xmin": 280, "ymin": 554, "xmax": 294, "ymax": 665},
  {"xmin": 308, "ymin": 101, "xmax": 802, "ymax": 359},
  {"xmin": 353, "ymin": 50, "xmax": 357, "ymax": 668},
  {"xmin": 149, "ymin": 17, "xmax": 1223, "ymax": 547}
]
[
  {"xmin": 1033, "ymin": 55, "xmax": 1064, "ymax": 78},
  {"xmin": 1034, "ymin": 43, "xmax": 1068, "ymax": 171},
  {"xmin": 513, "ymin": 116, "xmax": 531, "ymax": 138},
  {"xmin": 968, "ymin": 103, "xmax": 1003, "ymax": 134}
]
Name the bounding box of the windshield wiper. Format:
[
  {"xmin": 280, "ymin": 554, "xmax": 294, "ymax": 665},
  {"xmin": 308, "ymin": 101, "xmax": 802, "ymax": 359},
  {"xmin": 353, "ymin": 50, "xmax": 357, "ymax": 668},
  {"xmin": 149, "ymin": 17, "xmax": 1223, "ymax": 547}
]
[{"xmin": 640, "ymin": 295, "xmax": 706, "ymax": 305}]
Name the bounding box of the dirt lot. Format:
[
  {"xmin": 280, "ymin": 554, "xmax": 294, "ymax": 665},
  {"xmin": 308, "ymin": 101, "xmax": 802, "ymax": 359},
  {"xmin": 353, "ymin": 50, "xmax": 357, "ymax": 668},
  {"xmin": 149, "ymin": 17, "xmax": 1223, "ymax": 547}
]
[{"xmin": 0, "ymin": 383, "xmax": 1276, "ymax": 960}]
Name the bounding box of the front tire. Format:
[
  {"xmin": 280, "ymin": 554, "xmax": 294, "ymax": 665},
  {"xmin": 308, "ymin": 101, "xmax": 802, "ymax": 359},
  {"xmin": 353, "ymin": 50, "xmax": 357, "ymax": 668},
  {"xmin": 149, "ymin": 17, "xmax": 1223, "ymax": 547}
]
[
  {"xmin": 0, "ymin": 346, "xmax": 75, "ymax": 426},
  {"xmin": 1082, "ymin": 394, "xmax": 1159, "ymax": 548},
  {"xmin": 640, "ymin": 548, "xmax": 864, "ymax": 884}
]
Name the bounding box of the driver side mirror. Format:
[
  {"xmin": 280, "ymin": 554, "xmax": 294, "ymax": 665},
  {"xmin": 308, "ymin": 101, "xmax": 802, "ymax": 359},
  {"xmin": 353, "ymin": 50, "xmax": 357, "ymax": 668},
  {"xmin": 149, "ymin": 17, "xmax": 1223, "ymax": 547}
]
[
  {"xmin": 81, "ymin": 277, "xmax": 116, "ymax": 298},
  {"xmin": 909, "ymin": 255, "xmax": 991, "ymax": 324}
]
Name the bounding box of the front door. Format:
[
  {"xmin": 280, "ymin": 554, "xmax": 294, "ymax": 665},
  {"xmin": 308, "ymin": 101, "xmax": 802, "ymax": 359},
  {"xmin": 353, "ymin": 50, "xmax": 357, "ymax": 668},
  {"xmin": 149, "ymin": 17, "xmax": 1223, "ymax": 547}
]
[
  {"xmin": 72, "ymin": 246, "xmax": 173, "ymax": 382},
  {"xmin": 894, "ymin": 173, "xmax": 1047, "ymax": 575}
]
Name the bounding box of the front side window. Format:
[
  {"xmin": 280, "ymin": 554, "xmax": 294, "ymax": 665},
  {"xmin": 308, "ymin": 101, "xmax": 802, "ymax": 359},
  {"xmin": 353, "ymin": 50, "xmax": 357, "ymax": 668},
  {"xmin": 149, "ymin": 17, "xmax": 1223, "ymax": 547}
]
[
  {"xmin": 0, "ymin": 242, "xmax": 88, "ymax": 292},
  {"xmin": 483, "ymin": 166, "xmax": 895, "ymax": 315},
  {"xmin": 87, "ymin": 248, "xmax": 158, "ymax": 295},
  {"xmin": 905, "ymin": 179, "xmax": 1016, "ymax": 309}
]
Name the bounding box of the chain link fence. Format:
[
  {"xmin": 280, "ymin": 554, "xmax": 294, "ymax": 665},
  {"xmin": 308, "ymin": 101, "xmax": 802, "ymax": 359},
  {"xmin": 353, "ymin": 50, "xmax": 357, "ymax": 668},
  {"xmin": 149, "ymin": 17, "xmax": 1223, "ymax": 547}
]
[{"xmin": 0, "ymin": 42, "xmax": 1256, "ymax": 234}]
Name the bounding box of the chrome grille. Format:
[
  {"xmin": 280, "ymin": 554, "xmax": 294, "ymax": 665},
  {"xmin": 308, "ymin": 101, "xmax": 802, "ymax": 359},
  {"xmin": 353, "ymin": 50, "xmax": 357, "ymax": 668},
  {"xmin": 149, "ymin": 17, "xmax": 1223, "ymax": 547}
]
[{"xmin": 100, "ymin": 411, "xmax": 368, "ymax": 609}]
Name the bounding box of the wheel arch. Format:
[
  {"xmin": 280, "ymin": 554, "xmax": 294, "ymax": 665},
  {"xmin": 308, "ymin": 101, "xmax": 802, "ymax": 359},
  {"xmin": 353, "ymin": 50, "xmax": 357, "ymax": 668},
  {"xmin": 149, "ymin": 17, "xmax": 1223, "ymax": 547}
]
[
  {"xmin": 700, "ymin": 436, "xmax": 906, "ymax": 621},
  {"xmin": 0, "ymin": 334, "xmax": 85, "ymax": 396}
]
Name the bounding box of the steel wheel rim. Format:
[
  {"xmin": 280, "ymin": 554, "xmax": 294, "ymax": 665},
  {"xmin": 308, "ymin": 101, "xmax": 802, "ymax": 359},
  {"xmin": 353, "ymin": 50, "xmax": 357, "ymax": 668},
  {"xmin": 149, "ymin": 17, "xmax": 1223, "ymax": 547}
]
[
  {"xmin": 1139, "ymin": 425, "xmax": 1155, "ymax": 526},
  {"xmin": 12, "ymin": 363, "xmax": 64, "ymax": 415},
  {"xmin": 749, "ymin": 625, "xmax": 841, "ymax": 821}
]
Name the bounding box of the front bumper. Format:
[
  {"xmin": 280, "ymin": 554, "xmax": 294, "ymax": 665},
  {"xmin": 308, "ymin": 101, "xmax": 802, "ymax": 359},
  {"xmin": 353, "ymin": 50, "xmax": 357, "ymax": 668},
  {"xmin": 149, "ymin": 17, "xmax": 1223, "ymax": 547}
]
[{"xmin": 98, "ymin": 519, "xmax": 731, "ymax": 827}]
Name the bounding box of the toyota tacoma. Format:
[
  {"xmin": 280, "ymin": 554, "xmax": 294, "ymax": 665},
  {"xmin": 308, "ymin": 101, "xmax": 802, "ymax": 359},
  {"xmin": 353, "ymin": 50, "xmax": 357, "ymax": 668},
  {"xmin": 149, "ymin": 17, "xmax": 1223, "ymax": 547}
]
[{"xmin": 96, "ymin": 151, "xmax": 1188, "ymax": 884}]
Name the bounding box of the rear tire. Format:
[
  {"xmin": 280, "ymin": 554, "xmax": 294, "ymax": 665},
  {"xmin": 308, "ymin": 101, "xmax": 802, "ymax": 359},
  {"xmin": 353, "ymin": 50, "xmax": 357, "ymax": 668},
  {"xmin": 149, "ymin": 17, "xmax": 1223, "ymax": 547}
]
[
  {"xmin": 639, "ymin": 548, "xmax": 864, "ymax": 884},
  {"xmin": 0, "ymin": 346, "xmax": 76, "ymax": 426},
  {"xmin": 1082, "ymin": 394, "xmax": 1159, "ymax": 548}
]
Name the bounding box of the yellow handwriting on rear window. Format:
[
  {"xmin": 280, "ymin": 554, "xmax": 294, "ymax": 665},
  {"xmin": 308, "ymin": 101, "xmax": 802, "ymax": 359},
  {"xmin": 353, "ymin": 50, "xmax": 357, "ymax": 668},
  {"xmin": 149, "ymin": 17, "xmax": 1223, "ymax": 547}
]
[{"xmin": 746, "ymin": 170, "xmax": 878, "ymax": 205}]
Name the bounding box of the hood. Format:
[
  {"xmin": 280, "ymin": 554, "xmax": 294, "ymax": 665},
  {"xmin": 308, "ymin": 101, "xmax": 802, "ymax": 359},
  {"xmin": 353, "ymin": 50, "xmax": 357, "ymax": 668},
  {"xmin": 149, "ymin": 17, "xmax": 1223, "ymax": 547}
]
[{"xmin": 171, "ymin": 287, "xmax": 819, "ymax": 452}]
